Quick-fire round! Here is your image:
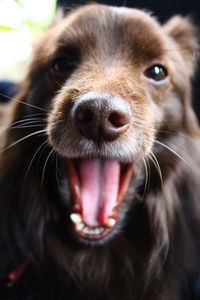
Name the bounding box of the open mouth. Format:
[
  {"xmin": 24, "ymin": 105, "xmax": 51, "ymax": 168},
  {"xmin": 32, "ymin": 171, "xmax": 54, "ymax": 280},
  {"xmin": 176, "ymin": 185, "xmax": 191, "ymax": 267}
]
[{"xmin": 67, "ymin": 158, "xmax": 133, "ymax": 241}]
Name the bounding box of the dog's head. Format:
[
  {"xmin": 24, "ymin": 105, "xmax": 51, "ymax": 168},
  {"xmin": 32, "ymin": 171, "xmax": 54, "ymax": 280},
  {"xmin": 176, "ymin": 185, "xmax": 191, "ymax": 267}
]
[{"xmin": 4, "ymin": 4, "xmax": 199, "ymax": 245}]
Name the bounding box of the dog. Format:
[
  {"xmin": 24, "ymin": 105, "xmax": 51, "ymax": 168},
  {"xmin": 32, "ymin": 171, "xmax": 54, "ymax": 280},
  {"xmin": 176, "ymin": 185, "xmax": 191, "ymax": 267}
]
[{"xmin": 0, "ymin": 4, "xmax": 200, "ymax": 299}]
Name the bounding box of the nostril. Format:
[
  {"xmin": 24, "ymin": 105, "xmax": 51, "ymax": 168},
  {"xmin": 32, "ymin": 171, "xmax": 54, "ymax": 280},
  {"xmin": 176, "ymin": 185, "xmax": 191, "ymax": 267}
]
[
  {"xmin": 73, "ymin": 93, "xmax": 131, "ymax": 141},
  {"xmin": 108, "ymin": 112, "xmax": 130, "ymax": 128},
  {"xmin": 76, "ymin": 108, "xmax": 93, "ymax": 123}
]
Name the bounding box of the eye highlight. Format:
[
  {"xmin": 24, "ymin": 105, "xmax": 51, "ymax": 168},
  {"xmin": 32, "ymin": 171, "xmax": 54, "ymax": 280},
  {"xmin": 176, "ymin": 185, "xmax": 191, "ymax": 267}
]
[{"xmin": 144, "ymin": 64, "xmax": 168, "ymax": 82}]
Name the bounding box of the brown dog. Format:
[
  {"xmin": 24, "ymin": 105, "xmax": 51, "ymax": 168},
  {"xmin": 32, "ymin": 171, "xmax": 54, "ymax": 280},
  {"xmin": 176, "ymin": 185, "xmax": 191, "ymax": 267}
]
[{"xmin": 0, "ymin": 4, "xmax": 200, "ymax": 300}]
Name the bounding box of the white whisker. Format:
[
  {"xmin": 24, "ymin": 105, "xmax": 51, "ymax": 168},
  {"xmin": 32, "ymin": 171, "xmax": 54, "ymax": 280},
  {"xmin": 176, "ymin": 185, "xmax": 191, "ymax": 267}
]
[
  {"xmin": 41, "ymin": 148, "xmax": 55, "ymax": 185},
  {"xmin": 148, "ymin": 150, "xmax": 163, "ymax": 188},
  {"xmin": 142, "ymin": 156, "xmax": 149, "ymax": 199},
  {"xmin": 55, "ymin": 153, "xmax": 65, "ymax": 197},
  {"xmin": 0, "ymin": 118, "xmax": 45, "ymax": 131},
  {"xmin": 0, "ymin": 93, "xmax": 47, "ymax": 112},
  {"xmin": 24, "ymin": 140, "xmax": 48, "ymax": 179},
  {"xmin": 1, "ymin": 129, "xmax": 47, "ymax": 154},
  {"xmin": 154, "ymin": 140, "xmax": 193, "ymax": 171}
]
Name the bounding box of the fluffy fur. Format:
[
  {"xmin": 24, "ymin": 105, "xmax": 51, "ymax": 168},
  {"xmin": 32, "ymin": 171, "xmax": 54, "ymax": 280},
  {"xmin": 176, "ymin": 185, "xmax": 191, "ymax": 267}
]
[{"xmin": 0, "ymin": 4, "xmax": 200, "ymax": 300}]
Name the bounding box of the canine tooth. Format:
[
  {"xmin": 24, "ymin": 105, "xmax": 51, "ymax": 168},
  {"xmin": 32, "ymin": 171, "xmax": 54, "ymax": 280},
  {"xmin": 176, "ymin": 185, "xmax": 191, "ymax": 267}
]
[
  {"xmin": 76, "ymin": 223, "xmax": 84, "ymax": 231},
  {"xmin": 70, "ymin": 213, "xmax": 82, "ymax": 224},
  {"xmin": 107, "ymin": 218, "xmax": 116, "ymax": 227}
]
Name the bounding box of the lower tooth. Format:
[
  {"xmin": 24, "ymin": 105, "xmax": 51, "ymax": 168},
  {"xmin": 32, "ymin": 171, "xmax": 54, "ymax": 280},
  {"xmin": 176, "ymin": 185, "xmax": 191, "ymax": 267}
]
[
  {"xmin": 95, "ymin": 228, "xmax": 100, "ymax": 234},
  {"xmin": 82, "ymin": 226, "xmax": 102, "ymax": 235},
  {"xmin": 77, "ymin": 225, "xmax": 106, "ymax": 235},
  {"xmin": 83, "ymin": 227, "xmax": 90, "ymax": 234},
  {"xmin": 76, "ymin": 223, "xmax": 84, "ymax": 231}
]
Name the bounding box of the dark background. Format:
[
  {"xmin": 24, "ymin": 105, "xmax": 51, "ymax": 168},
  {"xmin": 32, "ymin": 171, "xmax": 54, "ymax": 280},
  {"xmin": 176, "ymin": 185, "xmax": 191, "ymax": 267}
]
[
  {"xmin": 58, "ymin": 0, "xmax": 200, "ymax": 22},
  {"xmin": 57, "ymin": 0, "xmax": 200, "ymax": 118}
]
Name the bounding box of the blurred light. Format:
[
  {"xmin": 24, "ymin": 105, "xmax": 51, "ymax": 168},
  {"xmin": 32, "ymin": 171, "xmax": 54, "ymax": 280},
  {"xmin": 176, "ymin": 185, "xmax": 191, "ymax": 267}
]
[
  {"xmin": 0, "ymin": 0, "xmax": 56, "ymax": 81},
  {"xmin": 0, "ymin": 27, "xmax": 32, "ymax": 62},
  {"xmin": 0, "ymin": 0, "xmax": 23, "ymax": 29},
  {"xmin": 22, "ymin": 0, "xmax": 56, "ymax": 23}
]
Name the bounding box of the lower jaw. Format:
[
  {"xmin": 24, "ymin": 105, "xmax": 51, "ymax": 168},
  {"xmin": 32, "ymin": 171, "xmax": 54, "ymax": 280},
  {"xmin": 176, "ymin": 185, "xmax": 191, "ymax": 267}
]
[{"xmin": 72, "ymin": 222, "xmax": 115, "ymax": 241}]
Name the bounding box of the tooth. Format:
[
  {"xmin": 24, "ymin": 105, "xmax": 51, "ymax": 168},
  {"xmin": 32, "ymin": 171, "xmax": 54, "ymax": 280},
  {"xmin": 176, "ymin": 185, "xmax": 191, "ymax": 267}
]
[
  {"xmin": 76, "ymin": 223, "xmax": 84, "ymax": 231},
  {"xmin": 107, "ymin": 218, "xmax": 116, "ymax": 227},
  {"xmin": 100, "ymin": 227, "xmax": 105, "ymax": 233},
  {"xmin": 95, "ymin": 228, "xmax": 102, "ymax": 234},
  {"xmin": 70, "ymin": 213, "xmax": 82, "ymax": 224},
  {"xmin": 83, "ymin": 226, "xmax": 90, "ymax": 234}
]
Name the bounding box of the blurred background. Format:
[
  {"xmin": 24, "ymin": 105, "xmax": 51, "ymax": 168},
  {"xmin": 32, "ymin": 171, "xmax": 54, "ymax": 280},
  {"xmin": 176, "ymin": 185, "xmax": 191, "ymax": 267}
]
[
  {"xmin": 0, "ymin": 0, "xmax": 56, "ymax": 81},
  {"xmin": 0, "ymin": 0, "xmax": 200, "ymax": 115}
]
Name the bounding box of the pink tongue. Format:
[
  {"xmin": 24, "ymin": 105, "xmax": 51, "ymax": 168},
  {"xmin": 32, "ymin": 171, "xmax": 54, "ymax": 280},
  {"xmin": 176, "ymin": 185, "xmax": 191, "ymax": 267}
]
[{"xmin": 79, "ymin": 158, "xmax": 120, "ymax": 227}]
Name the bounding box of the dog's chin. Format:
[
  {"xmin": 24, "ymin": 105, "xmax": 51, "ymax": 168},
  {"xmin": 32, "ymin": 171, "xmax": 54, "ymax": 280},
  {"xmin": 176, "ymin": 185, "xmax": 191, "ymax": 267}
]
[{"xmin": 58, "ymin": 155, "xmax": 134, "ymax": 244}]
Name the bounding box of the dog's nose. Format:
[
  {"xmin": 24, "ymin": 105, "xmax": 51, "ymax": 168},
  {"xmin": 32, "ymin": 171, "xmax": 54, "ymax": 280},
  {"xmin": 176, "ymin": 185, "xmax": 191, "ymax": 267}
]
[{"xmin": 73, "ymin": 93, "xmax": 131, "ymax": 141}]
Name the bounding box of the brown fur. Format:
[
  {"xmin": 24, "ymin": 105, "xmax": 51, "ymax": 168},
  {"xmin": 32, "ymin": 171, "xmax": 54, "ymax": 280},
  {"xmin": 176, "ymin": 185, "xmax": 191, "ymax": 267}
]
[{"xmin": 0, "ymin": 4, "xmax": 200, "ymax": 300}]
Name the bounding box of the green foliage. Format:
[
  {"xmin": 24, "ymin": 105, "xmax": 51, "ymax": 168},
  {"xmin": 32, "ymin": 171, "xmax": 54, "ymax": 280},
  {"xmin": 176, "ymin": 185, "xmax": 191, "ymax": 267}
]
[
  {"xmin": 0, "ymin": 25, "xmax": 14, "ymax": 31},
  {"xmin": 0, "ymin": 0, "xmax": 57, "ymax": 33}
]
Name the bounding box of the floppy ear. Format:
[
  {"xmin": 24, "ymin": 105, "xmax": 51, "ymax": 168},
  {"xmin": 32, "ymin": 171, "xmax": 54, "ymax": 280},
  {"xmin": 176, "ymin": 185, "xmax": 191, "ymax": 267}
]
[{"xmin": 163, "ymin": 16, "xmax": 199, "ymax": 76}]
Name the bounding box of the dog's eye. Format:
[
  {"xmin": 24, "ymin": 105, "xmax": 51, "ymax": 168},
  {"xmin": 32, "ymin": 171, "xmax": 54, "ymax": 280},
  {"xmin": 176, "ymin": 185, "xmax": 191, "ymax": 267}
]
[
  {"xmin": 51, "ymin": 57, "xmax": 76, "ymax": 75},
  {"xmin": 144, "ymin": 64, "xmax": 168, "ymax": 82}
]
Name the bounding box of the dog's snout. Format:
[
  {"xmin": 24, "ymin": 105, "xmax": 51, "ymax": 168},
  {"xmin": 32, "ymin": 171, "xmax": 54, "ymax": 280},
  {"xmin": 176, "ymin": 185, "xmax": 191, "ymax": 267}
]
[{"xmin": 73, "ymin": 93, "xmax": 131, "ymax": 142}]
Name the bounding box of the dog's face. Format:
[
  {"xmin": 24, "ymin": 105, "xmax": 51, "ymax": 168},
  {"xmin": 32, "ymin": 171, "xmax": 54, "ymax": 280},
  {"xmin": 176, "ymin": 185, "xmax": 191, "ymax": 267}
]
[{"xmin": 10, "ymin": 5, "xmax": 198, "ymax": 244}]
